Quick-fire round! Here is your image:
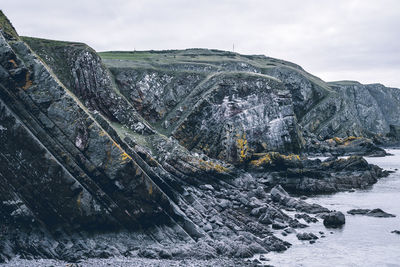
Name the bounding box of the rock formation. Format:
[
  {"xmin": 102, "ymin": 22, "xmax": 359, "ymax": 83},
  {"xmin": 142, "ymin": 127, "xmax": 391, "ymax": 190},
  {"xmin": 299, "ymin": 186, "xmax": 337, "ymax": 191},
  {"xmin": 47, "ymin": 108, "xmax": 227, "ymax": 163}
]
[{"xmin": 0, "ymin": 11, "xmax": 397, "ymax": 263}]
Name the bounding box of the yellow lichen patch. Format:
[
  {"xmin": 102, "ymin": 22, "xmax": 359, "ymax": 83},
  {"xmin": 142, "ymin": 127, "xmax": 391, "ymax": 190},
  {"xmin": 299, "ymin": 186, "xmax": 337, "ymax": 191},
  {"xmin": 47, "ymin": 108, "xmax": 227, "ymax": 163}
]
[
  {"xmin": 112, "ymin": 140, "xmax": 121, "ymax": 149},
  {"xmin": 344, "ymin": 136, "xmax": 357, "ymax": 142},
  {"xmin": 98, "ymin": 128, "xmax": 133, "ymax": 164},
  {"xmin": 250, "ymin": 153, "xmax": 274, "ymax": 166},
  {"xmin": 110, "ymin": 140, "xmax": 132, "ymax": 163},
  {"xmin": 22, "ymin": 72, "xmax": 32, "ymax": 90},
  {"xmin": 236, "ymin": 133, "xmax": 249, "ymax": 162},
  {"xmin": 199, "ymin": 143, "xmax": 210, "ymax": 154},
  {"xmin": 332, "ymin": 137, "xmax": 343, "ymax": 144},
  {"xmin": 328, "ymin": 136, "xmax": 363, "ymax": 146},
  {"xmin": 77, "ymin": 191, "xmax": 83, "ymax": 207},
  {"xmin": 198, "ymin": 159, "xmax": 229, "ymax": 173},
  {"xmin": 281, "ymin": 154, "xmax": 301, "ymax": 161},
  {"xmin": 8, "ymin": 59, "xmax": 17, "ymax": 68},
  {"xmin": 121, "ymin": 151, "xmax": 131, "ymax": 162},
  {"xmin": 250, "ymin": 152, "xmax": 300, "ymax": 167},
  {"xmin": 342, "ymin": 136, "xmax": 363, "ymax": 146}
]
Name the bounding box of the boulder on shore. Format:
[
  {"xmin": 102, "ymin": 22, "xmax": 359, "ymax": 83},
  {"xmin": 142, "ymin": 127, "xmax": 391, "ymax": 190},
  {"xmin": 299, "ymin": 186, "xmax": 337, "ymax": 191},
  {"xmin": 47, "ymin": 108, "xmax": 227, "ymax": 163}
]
[
  {"xmin": 347, "ymin": 208, "xmax": 396, "ymax": 218},
  {"xmin": 296, "ymin": 232, "xmax": 319, "ymax": 241},
  {"xmin": 323, "ymin": 211, "xmax": 346, "ymax": 228}
]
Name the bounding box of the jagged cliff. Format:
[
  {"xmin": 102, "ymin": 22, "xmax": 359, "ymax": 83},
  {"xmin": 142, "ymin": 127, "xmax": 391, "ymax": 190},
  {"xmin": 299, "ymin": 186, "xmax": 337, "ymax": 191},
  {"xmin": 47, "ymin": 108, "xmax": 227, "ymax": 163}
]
[
  {"xmin": 97, "ymin": 49, "xmax": 400, "ymax": 159},
  {"xmin": 0, "ymin": 11, "xmax": 396, "ymax": 264}
]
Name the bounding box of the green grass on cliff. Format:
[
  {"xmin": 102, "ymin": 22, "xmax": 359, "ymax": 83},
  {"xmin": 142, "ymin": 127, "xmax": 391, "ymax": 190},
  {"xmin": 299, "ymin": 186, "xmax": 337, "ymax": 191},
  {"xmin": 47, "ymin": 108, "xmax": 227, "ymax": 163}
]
[
  {"xmin": 0, "ymin": 10, "xmax": 19, "ymax": 40},
  {"xmin": 22, "ymin": 36, "xmax": 89, "ymax": 50},
  {"xmin": 99, "ymin": 49, "xmax": 334, "ymax": 95},
  {"xmin": 99, "ymin": 49, "xmax": 254, "ymax": 65},
  {"xmin": 99, "ymin": 51, "xmax": 156, "ymax": 61},
  {"xmin": 328, "ymin": 80, "xmax": 362, "ymax": 86},
  {"xmin": 22, "ymin": 36, "xmax": 96, "ymax": 89}
]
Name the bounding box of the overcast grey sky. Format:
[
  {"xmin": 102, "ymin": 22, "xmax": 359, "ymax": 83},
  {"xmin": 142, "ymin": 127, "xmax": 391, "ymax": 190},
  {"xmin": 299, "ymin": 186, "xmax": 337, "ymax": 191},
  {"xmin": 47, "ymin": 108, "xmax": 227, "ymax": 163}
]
[{"xmin": 3, "ymin": 0, "xmax": 400, "ymax": 87}]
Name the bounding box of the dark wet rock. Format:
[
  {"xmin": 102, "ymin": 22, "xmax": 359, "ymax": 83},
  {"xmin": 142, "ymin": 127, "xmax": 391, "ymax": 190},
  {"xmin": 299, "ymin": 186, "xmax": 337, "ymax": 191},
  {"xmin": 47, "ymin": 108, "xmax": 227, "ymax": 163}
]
[
  {"xmin": 323, "ymin": 212, "xmax": 346, "ymax": 228},
  {"xmin": 367, "ymin": 208, "xmax": 396, "ymax": 218},
  {"xmin": 295, "ymin": 213, "xmax": 318, "ymax": 223},
  {"xmin": 259, "ymin": 254, "xmax": 268, "ymax": 261},
  {"xmin": 272, "ymin": 222, "xmax": 287, "ymax": 230},
  {"xmin": 296, "ymin": 232, "xmax": 318, "ymax": 241},
  {"xmin": 270, "ymin": 185, "xmax": 329, "ymax": 213},
  {"xmin": 308, "ymin": 136, "xmax": 388, "ymax": 157},
  {"xmin": 258, "ymin": 205, "xmax": 290, "ymax": 225},
  {"xmin": 347, "ymin": 208, "xmax": 396, "ymax": 218},
  {"xmin": 347, "ymin": 209, "xmax": 371, "ymax": 215},
  {"xmin": 387, "ymin": 125, "xmax": 400, "ymax": 144},
  {"xmin": 266, "ymin": 156, "xmax": 389, "ymax": 194},
  {"xmin": 303, "ymin": 81, "xmax": 400, "ymax": 143},
  {"xmin": 253, "ymin": 258, "xmax": 262, "ymax": 264},
  {"xmin": 284, "ymin": 228, "xmax": 297, "ymax": 234},
  {"xmin": 288, "ymin": 219, "xmax": 308, "ymax": 229}
]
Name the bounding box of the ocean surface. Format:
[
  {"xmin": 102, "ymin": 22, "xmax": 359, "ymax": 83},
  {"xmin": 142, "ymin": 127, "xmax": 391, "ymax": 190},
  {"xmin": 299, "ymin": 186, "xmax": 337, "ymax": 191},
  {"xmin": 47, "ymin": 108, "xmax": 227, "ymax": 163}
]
[{"xmin": 263, "ymin": 149, "xmax": 400, "ymax": 267}]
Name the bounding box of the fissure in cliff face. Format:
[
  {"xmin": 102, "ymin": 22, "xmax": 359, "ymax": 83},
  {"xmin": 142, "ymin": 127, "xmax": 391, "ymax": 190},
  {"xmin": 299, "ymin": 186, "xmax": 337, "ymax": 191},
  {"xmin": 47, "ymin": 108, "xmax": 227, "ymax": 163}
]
[{"xmin": 0, "ymin": 11, "xmax": 397, "ymax": 263}]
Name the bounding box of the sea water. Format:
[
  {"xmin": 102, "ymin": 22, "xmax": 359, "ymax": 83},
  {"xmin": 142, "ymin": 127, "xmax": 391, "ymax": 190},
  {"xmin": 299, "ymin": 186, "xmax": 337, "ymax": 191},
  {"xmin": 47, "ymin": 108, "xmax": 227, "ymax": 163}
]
[{"xmin": 264, "ymin": 149, "xmax": 400, "ymax": 267}]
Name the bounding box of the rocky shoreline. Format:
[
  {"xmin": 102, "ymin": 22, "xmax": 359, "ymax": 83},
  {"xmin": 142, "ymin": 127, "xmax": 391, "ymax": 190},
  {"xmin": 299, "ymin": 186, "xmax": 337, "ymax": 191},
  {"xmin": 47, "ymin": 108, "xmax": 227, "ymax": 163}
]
[{"xmin": 0, "ymin": 155, "xmax": 388, "ymax": 264}]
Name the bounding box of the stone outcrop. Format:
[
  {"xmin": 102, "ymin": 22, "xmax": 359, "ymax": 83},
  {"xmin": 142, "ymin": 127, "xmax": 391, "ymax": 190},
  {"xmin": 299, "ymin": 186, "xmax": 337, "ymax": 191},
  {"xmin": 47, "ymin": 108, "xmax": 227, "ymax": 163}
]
[
  {"xmin": 387, "ymin": 125, "xmax": 400, "ymax": 143},
  {"xmin": 347, "ymin": 208, "xmax": 396, "ymax": 218},
  {"xmin": 322, "ymin": 212, "xmax": 346, "ymax": 228},
  {"xmin": 251, "ymin": 155, "xmax": 387, "ymax": 194},
  {"xmin": 97, "ymin": 50, "xmax": 400, "ymax": 160}
]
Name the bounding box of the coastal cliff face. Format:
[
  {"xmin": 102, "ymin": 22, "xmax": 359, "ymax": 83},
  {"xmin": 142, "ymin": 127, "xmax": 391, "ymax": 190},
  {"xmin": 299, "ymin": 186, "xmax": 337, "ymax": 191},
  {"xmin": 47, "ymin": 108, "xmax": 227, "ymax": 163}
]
[
  {"xmin": 302, "ymin": 81, "xmax": 400, "ymax": 139},
  {"xmin": 99, "ymin": 49, "xmax": 399, "ymax": 157},
  {"xmin": 0, "ymin": 11, "xmax": 396, "ymax": 263}
]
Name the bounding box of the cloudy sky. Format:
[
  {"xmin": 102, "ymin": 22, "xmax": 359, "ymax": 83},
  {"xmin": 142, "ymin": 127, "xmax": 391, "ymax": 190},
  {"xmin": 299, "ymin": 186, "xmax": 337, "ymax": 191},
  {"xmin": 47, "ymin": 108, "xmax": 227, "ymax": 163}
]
[{"xmin": 3, "ymin": 0, "xmax": 400, "ymax": 87}]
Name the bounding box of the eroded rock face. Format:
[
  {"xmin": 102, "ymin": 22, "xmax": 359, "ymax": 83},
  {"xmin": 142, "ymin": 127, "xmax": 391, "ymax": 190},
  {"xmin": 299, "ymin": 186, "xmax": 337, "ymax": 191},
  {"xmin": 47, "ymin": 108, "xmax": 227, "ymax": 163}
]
[
  {"xmin": 112, "ymin": 68, "xmax": 205, "ymax": 124},
  {"xmin": 111, "ymin": 68, "xmax": 304, "ymax": 164},
  {"xmin": 387, "ymin": 125, "xmax": 400, "ymax": 142},
  {"xmin": 301, "ymin": 81, "xmax": 400, "ymax": 140},
  {"xmin": 251, "ymin": 156, "xmax": 388, "ymax": 194},
  {"xmin": 98, "ymin": 49, "xmax": 400, "ymax": 160},
  {"xmin": 23, "ymin": 36, "xmax": 154, "ymax": 136},
  {"xmin": 170, "ymin": 73, "xmax": 304, "ymax": 163},
  {"xmin": 0, "ymin": 24, "xmax": 197, "ymax": 262}
]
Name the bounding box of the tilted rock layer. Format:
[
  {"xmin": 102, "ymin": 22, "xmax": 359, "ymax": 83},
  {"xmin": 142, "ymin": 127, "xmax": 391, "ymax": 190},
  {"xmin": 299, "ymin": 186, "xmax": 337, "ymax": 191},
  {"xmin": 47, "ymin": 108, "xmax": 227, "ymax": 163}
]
[{"xmin": 0, "ymin": 11, "xmax": 395, "ymax": 263}]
